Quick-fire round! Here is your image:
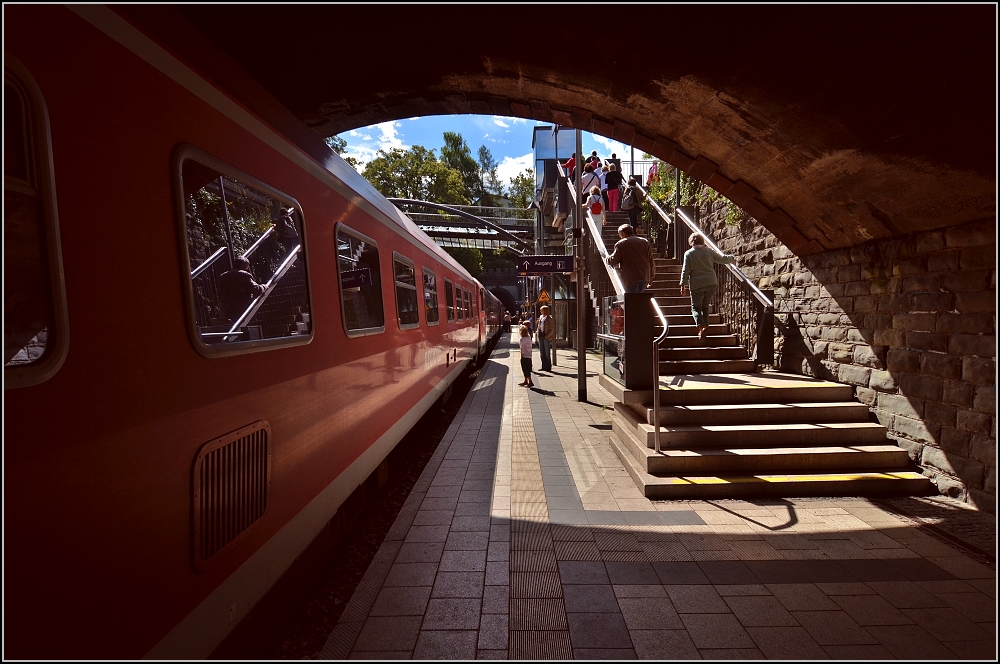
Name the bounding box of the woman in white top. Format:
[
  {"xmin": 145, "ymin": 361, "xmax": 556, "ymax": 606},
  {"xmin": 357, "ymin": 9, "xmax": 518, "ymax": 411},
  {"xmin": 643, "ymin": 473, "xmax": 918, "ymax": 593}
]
[
  {"xmin": 518, "ymin": 325, "xmax": 534, "ymax": 387},
  {"xmin": 584, "ymin": 185, "xmax": 606, "ymax": 226},
  {"xmin": 579, "ymin": 163, "xmax": 601, "ymax": 193}
]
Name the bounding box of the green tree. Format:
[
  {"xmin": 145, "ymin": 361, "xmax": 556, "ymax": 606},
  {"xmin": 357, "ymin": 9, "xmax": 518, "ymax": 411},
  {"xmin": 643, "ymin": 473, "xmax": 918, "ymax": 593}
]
[
  {"xmin": 477, "ymin": 145, "xmax": 505, "ymax": 205},
  {"xmin": 507, "ymin": 169, "xmax": 535, "ymax": 209},
  {"xmin": 440, "ymin": 132, "xmax": 482, "ymax": 201},
  {"xmin": 444, "ymin": 247, "xmax": 483, "ymax": 277},
  {"xmin": 324, "ymin": 135, "xmax": 360, "ymax": 169},
  {"xmin": 362, "ymin": 146, "xmax": 468, "ymax": 204}
]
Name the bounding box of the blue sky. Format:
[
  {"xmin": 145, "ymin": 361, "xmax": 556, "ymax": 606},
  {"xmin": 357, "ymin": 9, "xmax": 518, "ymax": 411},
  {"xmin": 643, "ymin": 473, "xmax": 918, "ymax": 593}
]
[{"xmin": 335, "ymin": 115, "xmax": 637, "ymax": 187}]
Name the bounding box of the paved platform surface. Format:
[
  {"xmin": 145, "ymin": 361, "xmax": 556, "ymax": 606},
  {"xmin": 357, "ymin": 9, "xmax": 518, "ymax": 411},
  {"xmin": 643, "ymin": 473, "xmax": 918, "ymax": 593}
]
[{"xmin": 319, "ymin": 336, "xmax": 996, "ymax": 660}]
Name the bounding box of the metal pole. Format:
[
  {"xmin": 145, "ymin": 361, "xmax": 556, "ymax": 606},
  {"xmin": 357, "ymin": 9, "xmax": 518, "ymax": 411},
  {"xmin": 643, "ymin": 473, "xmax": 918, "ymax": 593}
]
[
  {"xmin": 631, "ymin": 145, "xmax": 635, "ymax": 182},
  {"xmin": 550, "ymin": 273, "xmax": 556, "ymax": 367},
  {"xmin": 575, "ymin": 128, "xmax": 586, "ymax": 401},
  {"xmin": 218, "ymin": 176, "xmax": 235, "ymax": 271}
]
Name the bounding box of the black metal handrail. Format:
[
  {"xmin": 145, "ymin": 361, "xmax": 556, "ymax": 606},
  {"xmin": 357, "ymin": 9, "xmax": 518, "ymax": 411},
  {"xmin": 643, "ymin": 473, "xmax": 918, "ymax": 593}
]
[{"xmin": 673, "ymin": 208, "xmax": 774, "ymax": 368}]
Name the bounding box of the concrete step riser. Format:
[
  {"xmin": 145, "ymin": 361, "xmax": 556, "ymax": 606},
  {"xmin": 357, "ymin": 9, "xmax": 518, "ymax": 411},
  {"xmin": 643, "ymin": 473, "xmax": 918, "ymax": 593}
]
[
  {"xmin": 656, "ymin": 384, "xmax": 856, "ymax": 406},
  {"xmin": 645, "ymin": 402, "xmax": 873, "ymax": 426},
  {"xmin": 659, "ymin": 347, "xmax": 748, "ymax": 360},
  {"xmin": 668, "ymin": 324, "xmax": 730, "ymax": 335},
  {"xmin": 643, "ymin": 425, "xmax": 889, "ymax": 449},
  {"xmin": 660, "ymin": 360, "xmax": 756, "ymax": 374},
  {"xmin": 660, "ymin": 335, "xmax": 740, "ymax": 348}
]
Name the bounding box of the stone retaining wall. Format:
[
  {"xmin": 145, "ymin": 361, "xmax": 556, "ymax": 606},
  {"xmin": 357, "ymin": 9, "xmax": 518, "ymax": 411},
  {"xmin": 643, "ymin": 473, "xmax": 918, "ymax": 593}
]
[{"xmin": 690, "ymin": 196, "xmax": 996, "ymax": 511}]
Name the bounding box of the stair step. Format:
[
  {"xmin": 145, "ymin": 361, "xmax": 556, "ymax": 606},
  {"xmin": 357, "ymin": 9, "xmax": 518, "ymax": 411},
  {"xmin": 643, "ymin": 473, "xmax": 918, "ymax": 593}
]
[
  {"xmin": 660, "ymin": 358, "xmax": 756, "ymax": 374},
  {"xmin": 641, "ymin": 400, "xmax": 873, "ymax": 426},
  {"xmin": 655, "ymin": 374, "xmax": 857, "ymax": 405},
  {"xmin": 660, "ymin": 334, "xmax": 740, "ymax": 348},
  {"xmin": 659, "ymin": 346, "xmax": 748, "ymax": 360},
  {"xmin": 667, "ymin": 323, "xmax": 731, "ymax": 336},
  {"xmin": 664, "ymin": 314, "xmax": 722, "ymax": 325},
  {"xmin": 655, "ymin": 296, "xmax": 695, "ymax": 306}
]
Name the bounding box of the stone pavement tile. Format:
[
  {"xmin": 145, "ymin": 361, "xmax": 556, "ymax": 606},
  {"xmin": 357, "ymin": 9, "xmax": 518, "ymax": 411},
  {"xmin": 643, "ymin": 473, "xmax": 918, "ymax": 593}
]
[
  {"xmin": 605, "ymin": 560, "xmax": 660, "ymax": 585},
  {"xmin": 603, "ymin": 549, "xmax": 649, "ymax": 562},
  {"xmin": 641, "ymin": 542, "xmax": 692, "ymax": 562},
  {"xmin": 455, "ymin": 501, "xmax": 491, "ymax": 517},
  {"xmin": 439, "ymin": 549, "xmax": 487, "ymax": 572},
  {"xmin": 618, "ymin": 597, "xmax": 684, "ymax": 629},
  {"xmin": 450, "ymin": 516, "xmax": 491, "ymax": 532},
  {"xmin": 549, "ymin": 524, "xmax": 594, "ymax": 543},
  {"xmin": 563, "ymin": 584, "xmax": 619, "ymax": 613},
  {"xmin": 690, "ymin": 549, "xmax": 741, "ymax": 561},
  {"xmin": 486, "ymin": 540, "xmax": 508, "ymax": 562},
  {"xmin": 587, "ymin": 510, "xmax": 628, "ymax": 526},
  {"xmin": 665, "ymin": 585, "xmax": 730, "ymax": 613},
  {"xmin": 412, "ymin": 630, "xmax": 478, "ymax": 659},
  {"xmin": 508, "ymin": 630, "xmax": 573, "ymax": 659},
  {"xmin": 862, "ymin": 624, "xmax": 957, "ymax": 659},
  {"xmin": 426, "ymin": 483, "xmax": 463, "ymax": 497},
  {"xmin": 567, "ymin": 612, "xmax": 633, "ymax": 648},
  {"xmin": 444, "ymin": 531, "xmax": 489, "ymax": 551},
  {"xmin": 510, "ymin": 571, "xmax": 563, "ymax": 598},
  {"xmin": 927, "ymin": 555, "xmax": 994, "ymax": 580},
  {"xmin": 812, "ymin": 538, "xmax": 875, "ymax": 559},
  {"xmin": 835, "ymin": 558, "xmax": 910, "ymax": 582},
  {"xmin": 900, "ymin": 606, "xmax": 994, "ymax": 641},
  {"xmin": 680, "ymin": 613, "xmax": 755, "ymax": 649},
  {"xmin": 353, "ymin": 616, "xmax": 423, "ymax": 651},
  {"xmin": 830, "ymin": 594, "xmax": 914, "ymax": 625},
  {"xmin": 944, "ymin": 638, "xmax": 998, "ymax": 659},
  {"xmin": 348, "ymin": 651, "xmax": 412, "ymax": 659},
  {"xmin": 554, "ymin": 540, "xmax": 601, "ymax": 560},
  {"xmin": 716, "ymin": 584, "xmax": 770, "ymax": 596},
  {"xmin": 384, "ymin": 562, "xmax": 439, "ymax": 587},
  {"xmin": 612, "ymin": 584, "xmax": 667, "ymax": 598},
  {"xmin": 369, "ymin": 586, "xmax": 432, "ymax": 616},
  {"xmin": 745, "ymin": 625, "xmax": 828, "ymax": 659},
  {"xmin": 411, "ymin": 509, "xmax": 454, "ymax": 526},
  {"xmin": 421, "ymin": 598, "xmax": 482, "ymax": 630},
  {"xmin": 404, "ymin": 525, "xmax": 451, "ymax": 543},
  {"xmin": 723, "ymin": 595, "xmax": 798, "ymax": 627},
  {"xmin": 558, "ymin": 560, "xmax": 609, "ymax": 585},
  {"xmin": 967, "ymin": 578, "xmax": 996, "ymax": 597},
  {"xmin": 652, "ymin": 561, "xmax": 711, "ymax": 585},
  {"xmin": 573, "ymin": 647, "xmax": 638, "ymax": 659},
  {"xmin": 421, "ymin": 496, "xmax": 460, "ymax": 512},
  {"xmin": 629, "ymin": 629, "xmax": 700, "ymax": 659},
  {"xmin": 814, "ymin": 582, "xmax": 876, "ymax": 595},
  {"xmin": 820, "ymin": 643, "xmax": 893, "ymax": 659},
  {"xmin": 509, "ymin": 598, "xmax": 569, "ymax": 630},
  {"xmin": 698, "ymin": 560, "xmax": 761, "ymax": 585},
  {"xmin": 790, "ymin": 610, "xmax": 878, "ymax": 645},
  {"xmin": 698, "ymin": 648, "xmax": 765, "ymax": 659},
  {"xmin": 481, "ymin": 584, "xmax": 508, "ymax": 614},
  {"xmin": 726, "ymin": 540, "xmax": 781, "ymax": 560},
  {"xmin": 475, "ymin": 649, "xmax": 507, "ymax": 659},
  {"xmin": 395, "ymin": 541, "xmax": 445, "ymax": 564},
  {"xmin": 484, "ymin": 560, "xmax": 508, "ymax": 586},
  {"xmin": 477, "ymin": 614, "xmax": 508, "ymax": 650},
  {"xmin": 864, "ymin": 580, "xmax": 949, "ymax": 608},
  {"xmin": 432, "ymin": 571, "xmax": 484, "ymax": 598},
  {"xmin": 891, "ymin": 556, "xmax": 960, "ymax": 581},
  {"xmin": 915, "ymin": 578, "xmax": 977, "ymax": 594},
  {"xmin": 510, "ymin": 549, "xmax": 558, "ymax": 572}
]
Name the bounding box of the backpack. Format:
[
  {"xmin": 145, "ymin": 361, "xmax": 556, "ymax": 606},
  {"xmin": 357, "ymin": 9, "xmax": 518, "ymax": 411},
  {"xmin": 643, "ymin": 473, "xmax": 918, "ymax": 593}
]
[
  {"xmin": 589, "ymin": 196, "xmax": 604, "ymax": 215},
  {"xmin": 621, "ymin": 188, "xmax": 636, "ymax": 211}
]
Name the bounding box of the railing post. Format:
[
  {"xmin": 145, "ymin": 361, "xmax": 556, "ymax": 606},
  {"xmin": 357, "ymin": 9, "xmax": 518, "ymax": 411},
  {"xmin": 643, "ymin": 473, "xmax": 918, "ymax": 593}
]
[
  {"xmin": 675, "ymin": 205, "xmax": 695, "ymax": 261},
  {"xmin": 624, "ymin": 292, "xmax": 655, "ymax": 390},
  {"xmin": 757, "ymin": 289, "xmax": 774, "ymax": 370}
]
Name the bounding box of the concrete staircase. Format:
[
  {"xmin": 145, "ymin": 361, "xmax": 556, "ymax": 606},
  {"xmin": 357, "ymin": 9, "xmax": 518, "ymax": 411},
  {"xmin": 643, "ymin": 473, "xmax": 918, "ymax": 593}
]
[{"xmin": 601, "ymin": 231, "xmax": 934, "ymax": 500}]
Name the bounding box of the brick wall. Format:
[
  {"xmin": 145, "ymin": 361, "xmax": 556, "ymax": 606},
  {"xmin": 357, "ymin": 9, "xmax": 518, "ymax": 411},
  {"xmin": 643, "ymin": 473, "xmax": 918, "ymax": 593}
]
[{"xmin": 692, "ymin": 197, "xmax": 996, "ymax": 511}]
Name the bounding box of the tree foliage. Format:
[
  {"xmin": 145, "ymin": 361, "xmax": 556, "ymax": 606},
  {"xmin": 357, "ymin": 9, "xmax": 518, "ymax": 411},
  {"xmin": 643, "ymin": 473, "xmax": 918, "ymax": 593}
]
[
  {"xmin": 507, "ymin": 169, "xmax": 535, "ymax": 209},
  {"xmin": 440, "ymin": 132, "xmax": 482, "ymax": 202},
  {"xmin": 325, "ymin": 135, "xmax": 360, "ymax": 169},
  {"xmin": 444, "ymin": 247, "xmax": 483, "ymax": 277},
  {"xmin": 362, "ymin": 146, "xmax": 469, "ymax": 204}
]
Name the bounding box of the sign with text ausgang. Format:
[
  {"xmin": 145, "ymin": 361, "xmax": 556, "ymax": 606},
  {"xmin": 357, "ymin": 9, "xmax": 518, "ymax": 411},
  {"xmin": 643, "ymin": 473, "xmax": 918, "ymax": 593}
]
[{"xmin": 516, "ymin": 255, "xmax": 573, "ymax": 276}]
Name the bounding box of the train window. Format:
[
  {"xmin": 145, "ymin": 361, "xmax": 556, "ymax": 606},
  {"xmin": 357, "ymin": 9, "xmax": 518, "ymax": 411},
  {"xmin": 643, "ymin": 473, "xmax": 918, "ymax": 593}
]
[
  {"xmin": 444, "ymin": 279, "xmax": 455, "ymax": 322},
  {"xmin": 393, "ymin": 254, "xmax": 419, "ymax": 329},
  {"xmin": 176, "ymin": 146, "xmax": 313, "ymax": 357},
  {"xmin": 336, "ymin": 224, "xmax": 384, "ymax": 337},
  {"xmin": 422, "ymin": 268, "xmax": 440, "ymax": 325},
  {"xmin": 4, "ymin": 59, "xmax": 69, "ymax": 388},
  {"xmin": 464, "ymin": 288, "xmax": 472, "ymax": 319}
]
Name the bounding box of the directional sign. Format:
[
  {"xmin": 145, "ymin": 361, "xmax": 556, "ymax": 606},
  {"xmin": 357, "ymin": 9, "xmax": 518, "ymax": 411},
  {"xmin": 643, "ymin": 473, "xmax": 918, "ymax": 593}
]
[
  {"xmin": 340, "ymin": 268, "xmax": 372, "ymax": 290},
  {"xmin": 517, "ymin": 255, "xmax": 573, "ymax": 275}
]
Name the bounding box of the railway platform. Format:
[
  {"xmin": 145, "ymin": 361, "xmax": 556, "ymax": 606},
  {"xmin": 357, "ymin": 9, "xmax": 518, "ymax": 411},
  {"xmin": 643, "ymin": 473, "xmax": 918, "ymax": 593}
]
[{"xmin": 318, "ymin": 335, "xmax": 995, "ymax": 660}]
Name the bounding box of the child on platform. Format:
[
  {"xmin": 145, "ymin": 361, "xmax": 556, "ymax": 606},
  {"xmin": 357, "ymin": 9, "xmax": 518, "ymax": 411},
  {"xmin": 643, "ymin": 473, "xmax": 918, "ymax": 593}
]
[{"xmin": 518, "ymin": 325, "xmax": 534, "ymax": 387}]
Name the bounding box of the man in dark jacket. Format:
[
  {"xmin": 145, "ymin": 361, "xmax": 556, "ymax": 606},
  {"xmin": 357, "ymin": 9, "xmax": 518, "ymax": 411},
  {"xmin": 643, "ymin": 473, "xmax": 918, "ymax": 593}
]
[
  {"xmin": 606, "ymin": 224, "xmax": 655, "ymax": 293},
  {"xmin": 218, "ymin": 257, "xmax": 265, "ymax": 322}
]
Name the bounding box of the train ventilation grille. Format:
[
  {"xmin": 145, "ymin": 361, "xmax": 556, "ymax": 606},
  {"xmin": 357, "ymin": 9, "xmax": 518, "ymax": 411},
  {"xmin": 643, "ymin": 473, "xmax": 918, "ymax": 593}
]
[{"xmin": 193, "ymin": 421, "xmax": 271, "ymax": 569}]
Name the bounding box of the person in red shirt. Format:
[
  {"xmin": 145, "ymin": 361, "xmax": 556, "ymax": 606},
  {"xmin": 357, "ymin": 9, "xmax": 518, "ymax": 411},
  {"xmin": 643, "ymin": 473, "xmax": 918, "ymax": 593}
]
[{"xmin": 562, "ymin": 153, "xmax": 576, "ymax": 181}]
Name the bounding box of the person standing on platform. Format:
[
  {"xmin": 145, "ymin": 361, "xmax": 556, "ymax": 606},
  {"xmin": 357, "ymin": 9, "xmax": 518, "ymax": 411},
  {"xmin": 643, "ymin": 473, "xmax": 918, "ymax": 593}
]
[
  {"xmin": 518, "ymin": 325, "xmax": 535, "ymax": 387},
  {"xmin": 537, "ymin": 305, "xmax": 554, "ymax": 372},
  {"xmin": 679, "ymin": 233, "xmax": 735, "ymax": 342},
  {"xmin": 606, "ymin": 224, "xmax": 655, "ymax": 293}
]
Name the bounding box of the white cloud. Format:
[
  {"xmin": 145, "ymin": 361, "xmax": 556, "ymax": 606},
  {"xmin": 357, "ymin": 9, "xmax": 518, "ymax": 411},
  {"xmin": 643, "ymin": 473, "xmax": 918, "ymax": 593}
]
[
  {"xmin": 509, "ymin": 117, "xmax": 528, "ymax": 124},
  {"xmin": 493, "ymin": 117, "xmax": 510, "ymax": 128},
  {"xmin": 348, "ymin": 130, "xmax": 362, "ymax": 137},
  {"xmin": 497, "ymin": 152, "xmax": 533, "ymax": 184},
  {"xmin": 376, "ymin": 121, "xmax": 406, "ymax": 151},
  {"xmin": 592, "ymin": 134, "xmax": 628, "ymax": 159}
]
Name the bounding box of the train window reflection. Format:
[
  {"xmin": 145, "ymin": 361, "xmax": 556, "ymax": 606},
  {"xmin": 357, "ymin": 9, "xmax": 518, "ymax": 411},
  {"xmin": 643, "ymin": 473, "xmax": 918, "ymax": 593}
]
[
  {"xmin": 464, "ymin": 288, "xmax": 472, "ymax": 319},
  {"xmin": 4, "ymin": 61, "xmax": 69, "ymax": 388},
  {"xmin": 444, "ymin": 278, "xmax": 455, "ymax": 322},
  {"xmin": 393, "ymin": 254, "xmax": 419, "ymax": 329},
  {"xmin": 336, "ymin": 224, "xmax": 385, "ymax": 336},
  {"xmin": 423, "ymin": 268, "xmax": 440, "ymax": 325},
  {"xmin": 178, "ymin": 149, "xmax": 313, "ymax": 356}
]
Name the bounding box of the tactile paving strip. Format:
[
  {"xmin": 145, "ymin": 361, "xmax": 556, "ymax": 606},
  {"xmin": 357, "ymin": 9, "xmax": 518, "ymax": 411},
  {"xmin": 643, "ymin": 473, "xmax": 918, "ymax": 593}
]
[
  {"xmin": 509, "ymin": 599, "xmax": 570, "ymax": 630},
  {"xmin": 600, "ymin": 549, "xmax": 648, "ymax": 561},
  {"xmin": 509, "ymin": 630, "xmax": 573, "ymax": 659},
  {"xmin": 549, "ymin": 524, "xmax": 594, "ymax": 541},
  {"xmin": 553, "ymin": 540, "xmax": 602, "ymax": 560},
  {"xmin": 594, "ymin": 531, "xmax": 644, "ymax": 551},
  {"xmin": 510, "ymin": 571, "xmax": 564, "ymax": 598},
  {"xmin": 510, "ymin": 549, "xmax": 559, "ymax": 572},
  {"xmin": 641, "ymin": 541, "xmax": 694, "ymax": 561}
]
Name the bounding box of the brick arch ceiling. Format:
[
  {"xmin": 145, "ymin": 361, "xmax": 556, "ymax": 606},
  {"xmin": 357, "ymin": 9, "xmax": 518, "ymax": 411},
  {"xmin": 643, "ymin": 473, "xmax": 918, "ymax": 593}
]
[{"xmin": 136, "ymin": 5, "xmax": 994, "ymax": 255}]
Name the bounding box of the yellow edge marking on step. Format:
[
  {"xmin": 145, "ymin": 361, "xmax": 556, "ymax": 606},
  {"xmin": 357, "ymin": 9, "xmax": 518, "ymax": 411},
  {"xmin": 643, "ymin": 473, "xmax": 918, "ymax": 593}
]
[{"xmin": 666, "ymin": 472, "xmax": 925, "ymax": 485}]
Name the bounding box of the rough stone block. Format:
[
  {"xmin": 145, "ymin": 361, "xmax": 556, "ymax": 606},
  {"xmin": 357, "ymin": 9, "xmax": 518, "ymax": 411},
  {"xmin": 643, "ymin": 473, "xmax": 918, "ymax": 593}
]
[
  {"xmin": 894, "ymin": 415, "xmax": 939, "ymax": 445},
  {"xmin": 853, "ymin": 296, "xmax": 878, "ymax": 313},
  {"xmin": 968, "ymin": 488, "xmax": 995, "ymax": 513},
  {"xmin": 828, "ymin": 343, "xmax": 854, "ymax": 362},
  {"xmin": 832, "ymin": 363, "xmax": 868, "ymax": 387},
  {"xmin": 931, "ymin": 473, "xmax": 966, "ymax": 500},
  {"xmin": 960, "ymin": 246, "xmax": 995, "ymax": 270},
  {"xmin": 955, "ymin": 291, "xmax": 997, "ymax": 314},
  {"xmin": 838, "ymin": 264, "xmax": 861, "ymax": 281},
  {"xmin": 945, "ymin": 220, "xmax": 996, "ymax": 248},
  {"xmin": 942, "ymin": 380, "xmax": 976, "ymax": 407},
  {"xmin": 869, "ymin": 277, "xmax": 901, "ymax": 295},
  {"xmin": 822, "ymin": 249, "xmax": 852, "ymax": 268},
  {"xmin": 819, "ymin": 327, "xmax": 848, "ymax": 341},
  {"xmin": 805, "ymin": 325, "xmax": 823, "ymax": 339},
  {"xmin": 856, "ymin": 387, "xmax": 878, "ymax": 406},
  {"xmin": 846, "ymin": 328, "xmax": 868, "ymax": 343},
  {"xmin": 943, "ymin": 269, "xmax": 992, "ymax": 293},
  {"xmin": 904, "ymin": 331, "xmax": 949, "ymax": 353},
  {"xmin": 935, "ymin": 314, "xmax": 994, "ymax": 335},
  {"xmin": 915, "ymin": 232, "xmax": 946, "ymax": 254},
  {"xmin": 922, "ymin": 446, "xmax": 984, "ymax": 487},
  {"xmin": 924, "ymin": 402, "xmax": 957, "ymax": 427},
  {"xmin": 939, "ymin": 427, "xmax": 971, "ymax": 456},
  {"xmin": 887, "ymin": 348, "xmax": 921, "ymax": 374},
  {"xmin": 877, "ymin": 392, "xmax": 922, "ymax": 419},
  {"xmin": 948, "ymin": 334, "xmax": 997, "ymax": 357},
  {"xmin": 902, "ymin": 274, "xmax": 943, "ymax": 294},
  {"xmin": 873, "ymin": 329, "xmax": 905, "ymax": 348},
  {"xmin": 927, "ymin": 250, "xmax": 961, "ymax": 273},
  {"xmin": 869, "ymin": 369, "xmax": 898, "ymax": 392},
  {"xmin": 969, "ymin": 435, "xmax": 996, "ymax": 466},
  {"xmin": 962, "ymin": 357, "xmax": 996, "ymax": 386},
  {"xmin": 900, "ymin": 373, "xmax": 943, "ymax": 401},
  {"xmin": 920, "ymin": 353, "xmax": 963, "ymax": 380},
  {"xmin": 873, "ymin": 408, "xmax": 895, "ymax": 428},
  {"xmin": 805, "ymin": 284, "xmax": 823, "ymax": 299},
  {"xmin": 974, "ymin": 386, "xmax": 996, "ymax": 414},
  {"xmin": 893, "ymin": 437, "xmax": 923, "ymax": 463},
  {"xmin": 894, "ymin": 256, "xmax": 928, "ymax": 276},
  {"xmin": 957, "ymin": 409, "xmax": 993, "ymax": 435},
  {"xmin": 843, "ymin": 281, "xmax": 869, "ymax": 297},
  {"xmin": 824, "ymin": 282, "xmax": 846, "ymax": 297},
  {"xmin": 892, "ymin": 313, "xmax": 937, "ymax": 332},
  {"xmin": 910, "ymin": 292, "xmax": 954, "ymax": 313},
  {"xmin": 853, "ymin": 345, "xmax": 883, "ymax": 368}
]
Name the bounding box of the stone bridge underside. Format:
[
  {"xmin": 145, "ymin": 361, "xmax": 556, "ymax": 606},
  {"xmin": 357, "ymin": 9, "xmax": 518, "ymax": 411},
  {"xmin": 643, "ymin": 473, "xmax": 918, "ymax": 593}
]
[{"xmin": 126, "ymin": 5, "xmax": 995, "ymax": 254}]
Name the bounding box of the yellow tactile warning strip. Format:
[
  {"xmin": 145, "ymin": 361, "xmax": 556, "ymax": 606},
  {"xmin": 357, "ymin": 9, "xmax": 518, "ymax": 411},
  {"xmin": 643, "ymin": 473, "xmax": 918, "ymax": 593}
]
[{"xmin": 666, "ymin": 471, "xmax": 928, "ymax": 485}]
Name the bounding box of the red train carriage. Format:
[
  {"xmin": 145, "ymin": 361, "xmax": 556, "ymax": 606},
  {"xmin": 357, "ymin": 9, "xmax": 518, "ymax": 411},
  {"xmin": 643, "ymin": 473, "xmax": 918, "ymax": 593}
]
[{"xmin": 3, "ymin": 5, "xmax": 503, "ymax": 658}]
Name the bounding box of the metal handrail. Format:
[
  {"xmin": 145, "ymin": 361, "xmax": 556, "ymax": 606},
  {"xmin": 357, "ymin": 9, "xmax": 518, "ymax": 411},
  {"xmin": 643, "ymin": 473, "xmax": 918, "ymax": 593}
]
[
  {"xmin": 242, "ymin": 225, "xmax": 276, "ymax": 260},
  {"xmin": 191, "ymin": 246, "xmax": 228, "ymax": 279},
  {"xmin": 217, "ymin": 244, "xmax": 302, "ymax": 340}
]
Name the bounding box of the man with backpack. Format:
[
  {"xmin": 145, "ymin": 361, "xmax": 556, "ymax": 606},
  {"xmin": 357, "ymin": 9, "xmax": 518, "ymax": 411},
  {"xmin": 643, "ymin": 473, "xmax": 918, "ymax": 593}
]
[{"xmin": 621, "ymin": 177, "xmax": 646, "ymax": 233}]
